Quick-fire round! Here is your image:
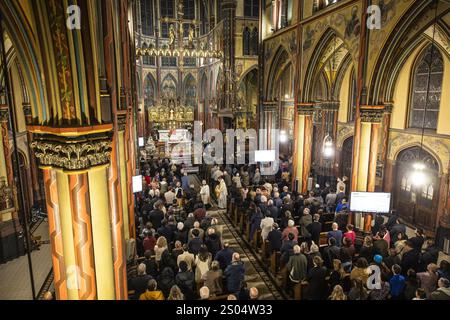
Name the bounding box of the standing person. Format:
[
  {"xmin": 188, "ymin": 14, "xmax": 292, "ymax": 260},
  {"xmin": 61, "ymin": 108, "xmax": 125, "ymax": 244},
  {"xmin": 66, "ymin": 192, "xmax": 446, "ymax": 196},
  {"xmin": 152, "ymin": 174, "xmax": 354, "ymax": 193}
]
[
  {"xmin": 200, "ymin": 180, "xmax": 211, "ymax": 207},
  {"xmin": 286, "ymin": 245, "xmax": 308, "ymax": 292},
  {"xmin": 304, "ymin": 256, "xmax": 328, "ymax": 300},
  {"xmin": 225, "ymin": 253, "xmax": 246, "ymax": 294},
  {"xmin": 307, "ymin": 214, "xmax": 322, "ymax": 246},
  {"xmin": 417, "ymin": 263, "xmax": 438, "ymax": 298},
  {"xmin": 260, "ymin": 213, "xmax": 274, "ymax": 242},
  {"xmin": 181, "ymin": 172, "xmax": 190, "ymax": 191},
  {"xmin": 328, "ymin": 223, "xmax": 343, "ymax": 247},
  {"xmin": 430, "ymin": 278, "xmax": 450, "ymax": 300},
  {"xmin": 253, "ymin": 168, "xmax": 261, "ymax": 186},
  {"xmin": 390, "ymin": 264, "xmax": 406, "ymax": 300},
  {"xmin": 215, "ymin": 242, "xmax": 234, "ymax": 271},
  {"xmin": 216, "ymin": 177, "xmax": 228, "ymax": 210}
]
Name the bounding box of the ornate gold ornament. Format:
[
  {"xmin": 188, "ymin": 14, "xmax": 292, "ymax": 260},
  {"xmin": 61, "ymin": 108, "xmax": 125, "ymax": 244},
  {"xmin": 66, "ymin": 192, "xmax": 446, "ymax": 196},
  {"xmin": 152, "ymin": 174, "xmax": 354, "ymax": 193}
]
[
  {"xmin": 360, "ymin": 108, "xmax": 384, "ymax": 123},
  {"xmin": 30, "ymin": 135, "xmax": 112, "ymax": 171}
]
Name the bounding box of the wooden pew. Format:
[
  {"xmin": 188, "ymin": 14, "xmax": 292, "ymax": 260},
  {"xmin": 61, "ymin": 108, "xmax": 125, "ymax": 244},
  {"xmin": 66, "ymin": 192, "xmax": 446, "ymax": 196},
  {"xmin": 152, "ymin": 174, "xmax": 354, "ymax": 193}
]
[
  {"xmin": 245, "ymin": 217, "xmax": 250, "ymax": 241},
  {"xmin": 233, "ymin": 206, "xmax": 238, "ymax": 226},
  {"xmin": 270, "ymin": 251, "xmax": 281, "ymax": 274},
  {"xmin": 261, "ymin": 240, "xmax": 269, "ymax": 259}
]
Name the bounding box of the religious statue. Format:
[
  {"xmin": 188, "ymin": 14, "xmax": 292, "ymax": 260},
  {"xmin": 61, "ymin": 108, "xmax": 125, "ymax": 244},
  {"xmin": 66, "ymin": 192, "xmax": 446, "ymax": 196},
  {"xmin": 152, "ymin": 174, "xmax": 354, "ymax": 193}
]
[
  {"xmin": 168, "ymin": 24, "xmax": 176, "ymax": 47},
  {"xmin": 188, "ymin": 25, "xmax": 195, "ymax": 47},
  {"xmin": 169, "ymin": 108, "xmax": 175, "ymax": 120}
]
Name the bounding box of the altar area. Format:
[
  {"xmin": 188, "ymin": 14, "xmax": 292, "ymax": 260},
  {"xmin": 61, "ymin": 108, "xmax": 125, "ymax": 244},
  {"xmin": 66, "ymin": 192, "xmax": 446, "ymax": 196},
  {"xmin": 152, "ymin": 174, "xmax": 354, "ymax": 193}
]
[{"xmin": 145, "ymin": 98, "xmax": 195, "ymax": 164}]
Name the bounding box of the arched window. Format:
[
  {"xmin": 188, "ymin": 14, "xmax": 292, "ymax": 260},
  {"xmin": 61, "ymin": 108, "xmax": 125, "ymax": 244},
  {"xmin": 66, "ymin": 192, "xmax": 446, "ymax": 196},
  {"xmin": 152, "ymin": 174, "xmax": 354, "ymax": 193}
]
[
  {"xmin": 144, "ymin": 74, "xmax": 155, "ymax": 108},
  {"xmin": 184, "ymin": 0, "xmax": 195, "ymax": 20},
  {"xmin": 348, "ymin": 69, "xmax": 357, "ymax": 122},
  {"xmin": 140, "ymin": 0, "xmax": 153, "ymax": 36},
  {"xmin": 281, "ymin": 0, "xmax": 293, "ymax": 28},
  {"xmin": 409, "ymin": 44, "xmax": 443, "ymax": 130},
  {"xmin": 184, "ymin": 74, "xmax": 197, "ymax": 106},
  {"xmin": 142, "ymin": 43, "xmax": 150, "ymax": 65},
  {"xmin": 250, "ymin": 28, "xmax": 258, "ymax": 55},
  {"xmin": 244, "ymin": 0, "xmax": 259, "ymax": 18},
  {"xmin": 243, "ymin": 27, "xmax": 250, "ymax": 56}
]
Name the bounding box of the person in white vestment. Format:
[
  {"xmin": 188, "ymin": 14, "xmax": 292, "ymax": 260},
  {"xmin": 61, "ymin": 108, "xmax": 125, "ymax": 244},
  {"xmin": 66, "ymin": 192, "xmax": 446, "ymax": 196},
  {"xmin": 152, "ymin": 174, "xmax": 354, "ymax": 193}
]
[
  {"xmin": 216, "ymin": 177, "xmax": 228, "ymax": 210},
  {"xmin": 200, "ymin": 180, "xmax": 210, "ymax": 206}
]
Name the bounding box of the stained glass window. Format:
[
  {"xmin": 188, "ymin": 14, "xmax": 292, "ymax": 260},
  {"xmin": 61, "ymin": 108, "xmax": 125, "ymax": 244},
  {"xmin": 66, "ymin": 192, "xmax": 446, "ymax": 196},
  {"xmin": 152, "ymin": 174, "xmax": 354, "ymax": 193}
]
[{"xmin": 409, "ymin": 45, "xmax": 443, "ymax": 130}]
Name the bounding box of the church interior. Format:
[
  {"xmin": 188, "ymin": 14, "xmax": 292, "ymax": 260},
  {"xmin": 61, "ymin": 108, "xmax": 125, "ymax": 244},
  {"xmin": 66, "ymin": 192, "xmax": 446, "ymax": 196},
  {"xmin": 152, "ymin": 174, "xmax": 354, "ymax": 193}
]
[{"xmin": 0, "ymin": 0, "xmax": 450, "ymax": 301}]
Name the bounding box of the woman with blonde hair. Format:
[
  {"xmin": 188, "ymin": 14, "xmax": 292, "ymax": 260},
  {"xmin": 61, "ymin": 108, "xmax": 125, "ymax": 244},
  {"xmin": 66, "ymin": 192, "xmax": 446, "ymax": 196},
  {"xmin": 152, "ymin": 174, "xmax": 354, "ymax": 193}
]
[
  {"xmin": 168, "ymin": 285, "xmax": 184, "ymax": 300},
  {"xmin": 154, "ymin": 236, "xmax": 168, "ymax": 263},
  {"xmin": 328, "ymin": 259, "xmax": 346, "ymax": 291},
  {"xmin": 329, "ymin": 285, "xmax": 347, "ymax": 300}
]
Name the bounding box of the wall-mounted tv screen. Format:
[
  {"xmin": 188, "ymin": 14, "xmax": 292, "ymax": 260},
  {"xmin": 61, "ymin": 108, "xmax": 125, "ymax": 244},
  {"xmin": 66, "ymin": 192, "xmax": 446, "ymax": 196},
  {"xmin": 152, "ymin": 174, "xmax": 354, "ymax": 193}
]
[{"xmin": 350, "ymin": 192, "xmax": 391, "ymax": 213}]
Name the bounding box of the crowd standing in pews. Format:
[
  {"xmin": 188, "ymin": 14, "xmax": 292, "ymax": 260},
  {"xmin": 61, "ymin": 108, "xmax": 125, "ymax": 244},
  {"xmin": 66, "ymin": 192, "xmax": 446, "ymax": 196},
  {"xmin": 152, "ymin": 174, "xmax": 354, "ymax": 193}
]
[{"xmin": 128, "ymin": 158, "xmax": 450, "ymax": 300}]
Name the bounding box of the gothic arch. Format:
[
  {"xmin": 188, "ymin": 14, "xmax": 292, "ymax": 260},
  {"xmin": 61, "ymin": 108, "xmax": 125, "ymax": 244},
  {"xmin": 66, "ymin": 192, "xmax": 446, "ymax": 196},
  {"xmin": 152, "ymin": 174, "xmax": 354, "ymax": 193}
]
[
  {"xmin": 266, "ymin": 46, "xmax": 291, "ymax": 101},
  {"xmin": 303, "ymin": 28, "xmax": 350, "ymax": 102},
  {"xmin": 0, "ymin": 0, "xmax": 47, "ymax": 121},
  {"xmin": 144, "ymin": 73, "xmax": 156, "ymax": 107},
  {"xmin": 160, "ymin": 73, "xmax": 177, "ymax": 99},
  {"xmin": 392, "ymin": 143, "xmax": 444, "ymax": 175},
  {"xmin": 368, "ymin": 0, "xmax": 449, "ymax": 104}
]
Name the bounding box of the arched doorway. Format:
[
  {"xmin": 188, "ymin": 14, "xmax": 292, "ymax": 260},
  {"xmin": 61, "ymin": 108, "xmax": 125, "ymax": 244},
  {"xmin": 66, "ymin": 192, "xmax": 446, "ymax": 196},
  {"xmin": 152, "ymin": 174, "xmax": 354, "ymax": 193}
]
[
  {"xmin": 394, "ymin": 147, "xmax": 440, "ymax": 231},
  {"xmin": 341, "ymin": 136, "xmax": 353, "ymax": 182}
]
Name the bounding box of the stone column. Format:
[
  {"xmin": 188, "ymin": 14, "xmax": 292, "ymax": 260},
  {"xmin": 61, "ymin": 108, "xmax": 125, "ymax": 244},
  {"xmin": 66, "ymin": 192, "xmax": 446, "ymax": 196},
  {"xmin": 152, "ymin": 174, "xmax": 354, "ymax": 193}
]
[
  {"xmin": 351, "ymin": 105, "xmax": 384, "ymax": 231},
  {"xmin": 30, "ymin": 126, "xmax": 123, "ymax": 300},
  {"xmin": 293, "ymin": 104, "xmax": 315, "ymax": 193}
]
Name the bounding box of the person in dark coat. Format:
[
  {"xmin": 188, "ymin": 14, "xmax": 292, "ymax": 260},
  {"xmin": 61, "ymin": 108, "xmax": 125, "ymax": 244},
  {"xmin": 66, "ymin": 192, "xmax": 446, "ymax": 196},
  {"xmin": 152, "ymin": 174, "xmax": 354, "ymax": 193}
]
[
  {"xmin": 267, "ymin": 223, "xmax": 282, "ymax": 253},
  {"xmin": 149, "ymin": 202, "xmax": 165, "ymax": 229},
  {"xmin": 159, "ymin": 248, "xmax": 177, "ymax": 273},
  {"xmin": 372, "ymin": 214, "xmax": 385, "ymax": 236},
  {"xmin": 157, "ymin": 267, "xmax": 175, "ymax": 298},
  {"xmin": 249, "ymin": 205, "xmax": 263, "ymax": 242},
  {"xmin": 305, "ymin": 256, "xmax": 328, "ymax": 300},
  {"xmin": 205, "ymin": 228, "xmax": 222, "ymax": 257},
  {"xmin": 409, "ymin": 228, "xmax": 425, "ymax": 252},
  {"xmin": 143, "ymin": 250, "xmax": 158, "ymax": 278},
  {"xmin": 187, "ymin": 229, "xmax": 203, "ymax": 255},
  {"xmin": 173, "ymin": 222, "xmax": 188, "ymax": 245},
  {"xmin": 157, "ymin": 220, "xmax": 175, "ymax": 245},
  {"xmin": 129, "ymin": 263, "xmax": 153, "ymax": 300},
  {"xmin": 225, "ymin": 253, "xmax": 246, "ymax": 294},
  {"xmin": 215, "ymin": 242, "xmax": 234, "ymax": 271},
  {"xmin": 175, "ymin": 261, "xmax": 196, "ymax": 300},
  {"xmin": 401, "ymin": 241, "xmax": 420, "ymax": 275},
  {"xmin": 307, "ymin": 214, "xmax": 322, "ymax": 246},
  {"xmin": 420, "ymin": 239, "xmax": 439, "ymax": 271},
  {"xmin": 323, "ymin": 237, "xmax": 341, "ymax": 269},
  {"xmin": 280, "ymin": 233, "xmax": 297, "ymax": 265}
]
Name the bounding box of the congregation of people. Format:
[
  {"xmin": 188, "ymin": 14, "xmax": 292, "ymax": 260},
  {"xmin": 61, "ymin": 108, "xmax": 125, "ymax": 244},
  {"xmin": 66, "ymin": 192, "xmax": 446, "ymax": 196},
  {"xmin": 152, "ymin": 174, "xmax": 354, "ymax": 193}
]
[
  {"xmin": 129, "ymin": 158, "xmax": 259, "ymax": 300},
  {"xmin": 128, "ymin": 157, "xmax": 450, "ymax": 300}
]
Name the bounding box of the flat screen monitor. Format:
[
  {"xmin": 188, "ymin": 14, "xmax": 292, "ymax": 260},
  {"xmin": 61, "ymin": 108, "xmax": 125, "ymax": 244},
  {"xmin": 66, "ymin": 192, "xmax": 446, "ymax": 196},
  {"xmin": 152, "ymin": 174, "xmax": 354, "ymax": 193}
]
[
  {"xmin": 254, "ymin": 150, "xmax": 276, "ymax": 163},
  {"xmin": 350, "ymin": 192, "xmax": 391, "ymax": 213},
  {"xmin": 132, "ymin": 175, "xmax": 143, "ymax": 193}
]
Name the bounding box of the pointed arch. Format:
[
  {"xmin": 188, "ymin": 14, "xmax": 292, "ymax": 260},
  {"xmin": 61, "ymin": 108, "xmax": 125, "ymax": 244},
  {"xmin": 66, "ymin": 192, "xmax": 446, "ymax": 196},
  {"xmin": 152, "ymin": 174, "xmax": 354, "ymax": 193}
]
[
  {"xmin": 0, "ymin": 0, "xmax": 48, "ymax": 122},
  {"xmin": 368, "ymin": 0, "xmax": 449, "ymax": 104},
  {"xmin": 303, "ymin": 28, "xmax": 349, "ymax": 102},
  {"xmin": 408, "ymin": 43, "xmax": 444, "ymax": 130},
  {"xmin": 266, "ymin": 46, "xmax": 291, "ymax": 101},
  {"xmin": 161, "ymin": 73, "xmax": 177, "ymax": 99},
  {"xmin": 144, "ymin": 73, "xmax": 156, "ymax": 108},
  {"xmin": 184, "ymin": 73, "xmax": 197, "ymax": 106}
]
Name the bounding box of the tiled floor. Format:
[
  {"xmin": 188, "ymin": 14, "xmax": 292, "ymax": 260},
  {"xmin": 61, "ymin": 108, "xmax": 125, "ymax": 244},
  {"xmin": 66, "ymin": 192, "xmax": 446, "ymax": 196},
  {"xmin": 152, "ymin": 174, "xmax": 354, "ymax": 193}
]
[{"xmin": 0, "ymin": 221, "xmax": 52, "ymax": 300}]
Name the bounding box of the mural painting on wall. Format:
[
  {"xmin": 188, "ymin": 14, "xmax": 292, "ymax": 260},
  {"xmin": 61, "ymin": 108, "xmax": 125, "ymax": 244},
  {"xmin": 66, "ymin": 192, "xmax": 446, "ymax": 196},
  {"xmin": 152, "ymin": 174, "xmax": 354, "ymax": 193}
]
[
  {"xmin": 367, "ymin": 0, "xmax": 411, "ymax": 76},
  {"xmin": 301, "ymin": 5, "xmax": 361, "ymax": 77}
]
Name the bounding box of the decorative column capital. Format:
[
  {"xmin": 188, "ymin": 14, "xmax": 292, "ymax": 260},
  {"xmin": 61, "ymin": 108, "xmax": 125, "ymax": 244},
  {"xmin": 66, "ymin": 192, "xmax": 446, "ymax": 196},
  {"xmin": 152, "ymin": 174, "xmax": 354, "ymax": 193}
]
[
  {"xmin": 383, "ymin": 102, "xmax": 394, "ymax": 114},
  {"xmin": 0, "ymin": 105, "xmax": 9, "ymax": 122},
  {"xmin": 29, "ymin": 125, "xmax": 113, "ymax": 172},
  {"xmin": 297, "ymin": 103, "xmax": 315, "ymax": 115},
  {"xmin": 117, "ymin": 111, "xmax": 127, "ymax": 131},
  {"xmin": 317, "ymin": 101, "xmax": 340, "ymax": 111},
  {"xmin": 360, "ymin": 105, "xmax": 385, "ymax": 123}
]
